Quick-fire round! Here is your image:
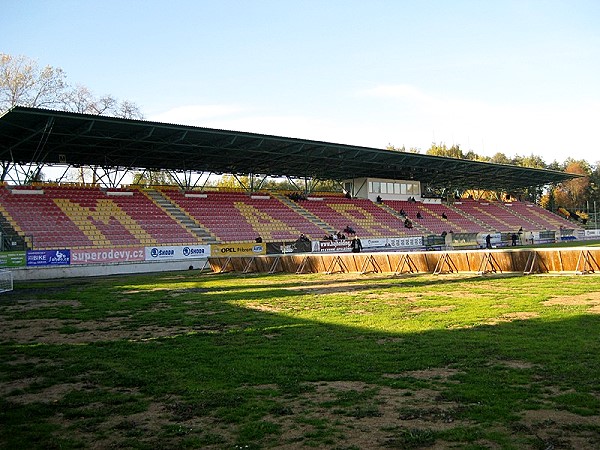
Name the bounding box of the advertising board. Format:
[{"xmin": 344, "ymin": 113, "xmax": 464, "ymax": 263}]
[
  {"xmin": 312, "ymin": 237, "xmax": 424, "ymax": 253},
  {"xmin": 385, "ymin": 236, "xmax": 424, "ymax": 249},
  {"xmin": 312, "ymin": 240, "xmax": 353, "ymax": 252},
  {"xmin": 70, "ymin": 247, "xmax": 145, "ymax": 265},
  {"xmin": 26, "ymin": 249, "xmax": 70, "ymax": 266},
  {"xmin": 145, "ymin": 245, "xmax": 211, "ymax": 261},
  {"xmin": 266, "ymin": 240, "xmax": 311, "ymax": 254},
  {"xmin": 0, "ymin": 251, "xmax": 26, "ymax": 268},
  {"xmin": 212, "ymin": 243, "xmax": 266, "ymax": 256}
]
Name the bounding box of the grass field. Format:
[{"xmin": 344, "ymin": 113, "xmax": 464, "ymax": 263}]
[{"xmin": 2, "ymin": 270, "xmax": 600, "ymax": 449}]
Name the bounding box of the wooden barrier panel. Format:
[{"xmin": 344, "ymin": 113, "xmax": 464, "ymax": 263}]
[{"xmin": 207, "ymin": 247, "xmax": 600, "ymax": 275}]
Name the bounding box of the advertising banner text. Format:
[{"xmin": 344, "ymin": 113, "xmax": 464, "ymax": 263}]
[
  {"xmin": 145, "ymin": 245, "xmax": 210, "ymax": 261},
  {"xmin": 212, "ymin": 243, "xmax": 266, "ymax": 257},
  {"xmin": 26, "ymin": 249, "xmax": 70, "ymax": 266},
  {"xmin": 71, "ymin": 247, "xmax": 144, "ymax": 265}
]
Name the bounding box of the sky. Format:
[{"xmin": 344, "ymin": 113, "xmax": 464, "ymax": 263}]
[{"xmin": 3, "ymin": 0, "xmax": 600, "ymax": 165}]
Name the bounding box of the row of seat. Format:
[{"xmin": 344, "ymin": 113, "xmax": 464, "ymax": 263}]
[{"xmin": 0, "ymin": 186, "xmax": 583, "ymax": 249}]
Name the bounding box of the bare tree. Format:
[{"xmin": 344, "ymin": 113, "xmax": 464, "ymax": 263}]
[
  {"xmin": 60, "ymin": 85, "xmax": 145, "ymax": 119},
  {"xmin": 1, "ymin": 53, "xmax": 144, "ymax": 120},
  {"xmin": 0, "ymin": 53, "xmax": 67, "ymax": 111},
  {"xmin": 93, "ymin": 95, "xmax": 118, "ymax": 115},
  {"xmin": 60, "ymin": 84, "xmax": 98, "ymax": 114}
]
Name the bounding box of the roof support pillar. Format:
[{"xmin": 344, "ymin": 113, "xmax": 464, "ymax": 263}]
[
  {"xmin": 166, "ymin": 170, "xmax": 213, "ymax": 191},
  {"xmin": 1, "ymin": 161, "xmax": 46, "ymax": 184}
]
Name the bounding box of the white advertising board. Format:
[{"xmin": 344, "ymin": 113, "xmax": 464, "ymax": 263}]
[{"xmin": 145, "ymin": 245, "xmax": 211, "ymax": 261}]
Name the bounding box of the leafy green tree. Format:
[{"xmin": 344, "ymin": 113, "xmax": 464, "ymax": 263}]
[
  {"xmin": 386, "ymin": 144, "xmax": 420, "ymax": 153},
  {"xmin": 464, "ymin": 150, "xmax": 483, "ymax": 161},
  {"xmin": 426, "ymin": 143, "xmax": 465, "ymax": 159},
  {"xmin": 490, "ymin": 152, "xmax": 511, "ymax": 165},
  {"xmin": 547, "ymin": 160, "xmax": 564, "ymax": 171},
  {"xmin": 513, "ymin": 154, "xmax": 547, "ymax": 169},
  {"xmin": 589, "ymin": 163, "xmax": 600, "ymax": 203}
]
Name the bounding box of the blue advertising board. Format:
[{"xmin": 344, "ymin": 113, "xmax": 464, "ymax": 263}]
[{"xmin": 26, "ymin": 249, "xmax": 71, "ymax": 266}]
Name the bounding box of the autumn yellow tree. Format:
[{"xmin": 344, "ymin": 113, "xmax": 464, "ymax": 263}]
[
  {"xmin": 552, "ymin": 160, "xmax": 590, "ymax": 211},
  {"xmin": 0, "ymin": 53, "xmax": 66, "ymax": 111}
]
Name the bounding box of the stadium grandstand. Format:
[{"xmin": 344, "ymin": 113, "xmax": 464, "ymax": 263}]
[{"xmin": 0, "ymin": 106, "xmax": 592, "ymax": 278}]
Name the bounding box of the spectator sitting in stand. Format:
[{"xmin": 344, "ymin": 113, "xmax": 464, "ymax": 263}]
[
  {"xmin": 343, "ymin": 225, "xmax": 356, "ymax": 235},
  {"xmin": 416, "ymin": 211, "xmax": 422, "ymax": 219}
]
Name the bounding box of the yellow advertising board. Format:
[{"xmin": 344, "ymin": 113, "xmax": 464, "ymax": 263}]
[{"xmin": 211, "ymin": 243, "xmax": 266, "ymax": 257}]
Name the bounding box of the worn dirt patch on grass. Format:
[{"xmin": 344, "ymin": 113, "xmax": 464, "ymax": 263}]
[
  {"xmin": 483, "ymin": 311, "xmax": 540, "ymax": 325},
  {"xmin": 7, "ymin": 382, "xmax": 91, "ymax": 404},
  {"xmin": 521, "ymin": 409, "xmax": 600, "ymax": 449},
  {"xmin": 490, "ymin": 359, "xmax": 538, "ymax": 370},
  {"xmin": 286, "ymin": 279, "xmax": 401, "ymax": 296},
  {"xmin": 263, "ymin": 380, "xmax": 468, "ymax": 449},
  {"xmin": 383, "ymin": 367, "xmax": 463, "ymax": 383},
  {"xmin": 4, "ymin": 377, "xmax": 599, "ymax": 449},
  {"xmin": 410, "ymin": 305, "xmax": 457, "ymax": 314},
  {"xmin": 243, "ymin": 302, "xmax": 284, "ymax": 313},
  {"xmin": 0, "ymin": 299, "xmax": 81, "ymax": 312},
  {"xmin": 0, "ymin": 377, "xmax": 45, "ymax": 397},
  {"xmin": 543, "ymin": 291, "xmax": 600, "ymax": 314},
  {"xmin": 0, "ymin": 316, "xmax": 199, "ymax": 344}
]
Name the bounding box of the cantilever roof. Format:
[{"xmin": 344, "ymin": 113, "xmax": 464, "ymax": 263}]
[{"xmin": 0, "ymin": 106, "xmax": 577, "ymax": 190}]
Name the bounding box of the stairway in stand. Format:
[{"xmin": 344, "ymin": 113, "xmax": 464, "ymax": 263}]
[
  {"xmin": 0, "ymin": 214, "xmax": 28, "ymax": 250},
  {"xmin": 143, "ymin": 189, "xmax": 218, "ymax": 244},
  {"xmin": 273, "ymin": 193, "xmax": 335, "ymax": 237}
]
